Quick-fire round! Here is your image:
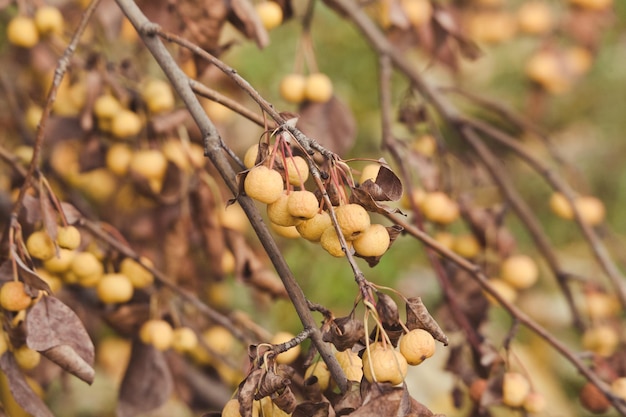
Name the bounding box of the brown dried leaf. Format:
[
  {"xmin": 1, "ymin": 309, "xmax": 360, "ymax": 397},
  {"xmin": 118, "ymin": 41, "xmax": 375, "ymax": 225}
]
[
  {"xmin": 256, "ymin": 369, "xmax": 289, "ymax": 399},
  {"xmin": 117, "ymin": 341, "xmax": 173, "ymax": 417},
  {"xmin": 60, "ymin": 202, "xmax": 82, "ymax": 225},
  {"xmin": 178, "ymin": 0, "xmax": 229, "ymax": 57},
  {"xmin": 228, "ymin": 0, "xmax": 270, "ymax": 49},
  {"xmin": 349, "ymin": 188, "xmax": 403, "ymax": 216},
  {"xmin": 333, "ymin": 380, "xmax": 362, "ymax": 416},
  {"xmin": 0, "ymin": 353, "xmax": 55, "ymax": 417},
  {"xmin": 297, "ymin": 96, "xmax": 357, "ymax": 158},
  {"xmin": 271, "ymin": 385, "xmax": 297, "ymax": 414},
  {"xmin": 292, "ymin": 401, "xmax": 330, "ymax": 417},
  {"xmin": 432, "ymin": 8, "xmax": 482, "ymax": 61},
  {"xmin": 39, "ymin": 188, "xmax": 58, "ymax": 243},
  {"xmin": 13, "ymin": 254, "xmax": 52, "ymax": 294},
  {"xmin": 357, "ymin": 166, "xmax": 403, "ymax": 202},
  {"xmin": 405, "ymin": 297, "xmax": 448, "ymax": 346},
  {"xmin": 26, "ymin": 296, "xmax": 95, "ymax": 383},
  {"xmin": 238, "ymin": 368, "xmax": 264, "ymax": 417},
  {"xmin": 350, "ymin": 384, "xmax": 406, "ymax": 416},
  {"xmin": 22, "ymin": 194, "xmax": 42, "ymax": 225},
  {"xmin": 322, "ymin": 316, "xmax": 365, "ymax": 352},
  {"xmin": 376, "ymin": 292, "xmax": 400, "ymax": 328}
]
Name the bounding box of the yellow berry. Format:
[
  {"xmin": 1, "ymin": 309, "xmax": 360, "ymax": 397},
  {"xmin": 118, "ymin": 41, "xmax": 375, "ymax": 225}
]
[
  {"xmin": 335, "ymin": 204, "xmax": 371, "ymax": 240},
  {"xmin": 244, "ymin": 166, "xmax": 284, "ymax": 204},
  {"xmin": 171, "ymin": 327, "xmax": 199, "ymax": 353},
  {"xmin": 502, "ymin": 372, "xmax": 531, "ymax": 408},
  {"xmin": 26, "ymin": 230, "xmax": 56, "ymax": 261},
  {"xmin": 359, "ymin": 164, "xmax": 381, "ymax": 184},
  {"xmin": 362, "ymin": 342, "xmax": 408, "ymax": 385},
  {"xmin": 256, "ymin": 1, "xmax": 283, "ymax": 30},
  {"xmin": 202, "ymin": 326, "xmax": 235, "ymax": 356},
  {"xmin": 139, "ymin": 319, "xmax": 174, "ymax": 351},
  {"xmin": 305, "ymin": 361, "xmax": 331, "ymax": 391},
  {"xmin": 353, "ymin": 223, "xmax": 390, "ymax": 257},
  {"xmin": 451, "ymin": 233, "xmax": 481, "ymax": 259},
  {"xmin": 284, "ymin": 155, "xmax": 309, "ymax": 185},
  {"xmin": 420, "ymin": 192, "xmax": 459, "ymax": 224},
  {"xmin": 287, "ymin": 190, "xmax": 319, "ymax": 220},
  {"xmin": 270, "ymin": 223, "xmax": 301, "ymax": 239},
  {"xmin": 222, "ymin": 398, "xmax": 243, "ymax": 417},
  {"xmin": 70, "ymin": 252, "xmax": 103, "ymax": 283},
  {"xmin": 485, "ymin": 279, "xmax": 517, "ymax": 305},
  {"xmin": 411, "ymin": 134, "xmax": 437, "ymax": 157},
  {"xmin": 271, "ymin": 331, "xmax": 301, "ymax": 365},
  {"xmin": 279, "ymin": 74, "xmax": 307, "ymax": 104},
  {"xmin": 523, "ymin": 391, "xmax": 547, "ymax": 413},
  {"xmin": 34, "ymin": 6, "xmax": 64, "ymax": 35},
  {"xmin": 296, "ymin": 211, "xmax": 331, "ymax": 242},
  {"xmin": 305, "ymin": 73, "xmax": 333, "ymax": 103},
  {"xmin": 7, "ymin": 16, "xmax": 39, "ymax": 48},
  {"xmin": 218, "ymin": 203, "xmax": 249, "ymax": 233},
  {"xmin": 243, "ymin": 144, "xmax": 260, "ymax": 169},
  {"xmin": 399, "ymin": 329, "xmax": 436, "ymax": 366},
  {"xmin": 42, "ymin": 248, "xmax": 75, "ymax": 273},
  {"xmin": 335, "ymin": 349, "xmax": 363, "ymax": 382},
  {"xmin": 97, "ymin": 274, "xmax": 134, "ymax": 304},
  {"xmin": 517, "ymin": 1, "xmax": 553, "ymax": 35},
  {"xmin": 500, "ymin": 254, "xmax": 539, "ymax": 290},
  {"xmin": 129, "ymin": 149, "xmax": 168, "ymax": 181},
  {"xmin": 0, "ymin": 281, "xmax": 32, "ymax": 312},
  {"xmin": 576, "ymin": 196, "xmax": 605, "ymax": 226},
  {"xmin": 119, "ymin": 257, "xmax": 154, "ymax": 289},
  {"xmin": 94, "ymin": 94, "xmax": 122, "ymax": 120},
  {"xmin": 25, "ymin": 104, "xmax": 43, "ymax": 131},
  {"xmin": 610, "ymin": 377, "xmax": 626, "ymax": 401},
  {"xmin": 57, "ymin": 225, "xmax": 81, "ymax": 250},
  {"xmin": 267, "ymin": 193, "xmax": 301, "ymax": 227},
  {"xmin": 111, "ymin": 109, "xmax": 143, "ymax": 139},
  {"xmin": 582, "ymin": 325, "xmax": 619, "ymax": 357},
  {"xmin": 320, "ymin": 226, "xmax": 351, "ymax": 257},
  {"xmin": 36, "ymin": 269, "xmax": 63, "ymax": 293},
  {"xmin": 14, "ymin": 345, "xmax": 41, "ymax": 370},
  {"xmin": 401, "ymin": 0, "xmax": 433, "ymax": 28},
  {"xmin": 141, "ymin": 78, "xmax": 175, "ymax": 114},
  {"xmin": 106, "ymin": 143, "xmax": 133, "ymax": 176}
]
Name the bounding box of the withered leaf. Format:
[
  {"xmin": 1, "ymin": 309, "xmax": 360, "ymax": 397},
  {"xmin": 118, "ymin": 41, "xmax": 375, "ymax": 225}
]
[
  {"xmin": 39, "ymin": 186, "xmax": 58, "ymax": 243},
  {"xmin": 271, "ymin": 385, "xmax": 297, "ymax": 414},
  {"xmin": 60, "ymin": 202, "xmax": 82, "ymax": 225},
  {"xmin": 22, "ymin": 194, "xmax": 42, "ymax": 225},
  {"xmin": 333, "ymin": 381, "xmax": 362, "ymax": 416},
  {"xmin": 256, "ymin": 369, "xmax": 289, "ymax": 399},
  {"xmin": 322, "ymin": 316, "xmax": 365, "ymax": 352},
  {"xmin": 357, "ymin": 166, "xmax": 403, "ymax": 202},
  {"xmin": 351, "ymin": 384, "xmax": 408, "ymax": 417},
  {"xmin": 432, "ymin": 8, "xmax": 482, "ymax": 61},
  {"xmin": 117, "ymin": 341, "xmax": 173, "ymax": 417},
  {"xmin": 238, "ymin": 368, "xmax": 264, "ymax": 417},
  {"xmin": 13, "ymin": 253, "xmax": 52, "ymax": 294},
  {"xmin": 376, "ymin": 292, "xmax": 400, "ymax": 328},
  {"xmin": 26, "ymin": 296, "xmax": 94, "ymax": 383},
  {"xmin": 297, "ymin": 96, "xmax": 357, "ymax": 158},
  {"xmin": 0, "ymin": 352, "xmax": 55, "ymax": 417},
  {"xmin": 292, "ymin": 401, "xmax": 330, "ymax": 417},
  {"xmin": 405, "ymin": 297, "xmax": 448, "ymax": 346},
  {"xmin": 228, "ymin": 0, "xmax": 270, "ymax": 49},
  {"xmin": 349, "ymin": 188, "xmax": 403, "ymax": 216}
]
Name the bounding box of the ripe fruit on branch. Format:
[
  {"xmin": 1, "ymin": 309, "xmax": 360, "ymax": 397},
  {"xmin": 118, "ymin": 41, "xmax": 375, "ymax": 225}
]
[
  {"xmin": 583, "ymin": 291, "xmax": 620, "ymax": 320},
  {"xmin": 451, "ymin": 233, "xmax": 480, "ymax": 259},
  {"xmin": 287, "ymin": 190, "xmax": 319, "ymax": 220},
  {"xmin": 305, "ymin": 73, "xmax": 333, "ymax": 103},
  {"xmin": 256, "ymin": 1, "xmax": 283, "ymax": 30},
  {"xmin": 140, "ymin": 319, "xmax": 174, "ymax": 351},
  {"xmin": 400, "ymin": 0, "xmax": 433, "ymax": 28},
  {"xmin": 362, "ymin": 342, "xmax": 408, "ymax": 385},
  {"xmin": 141, "ymin": 78, "xmax": 175, "ymax": 113},
  {"xmin": 244, "ymin": 166, "xmax": 284, "ymax": 204},
  {"xmin": 222, "ymin": 398, "xmax": 246, "ymax": 417},
  {"xmin": 267, "ymin": 193, "xmax": 301, "ymax": 227},
  {"xmin": 411, "ymin": 134, "xmax": 437, "ymax": 157},
  {"xmin": 96, "ymin": 274, "xmax": 134, "ymax": 304},
  {"xmin": 172, "ymin": 327, "xmax": 199, "ymax": 353},
  {"xmin": 243, "ymin": 144, "xmax": 260, "ymax": 169},
  {"xmin": 284, "ymin": 155, "xmax": 309, "ymax": 185},
  {"xmin": 523, "ymin": 391, "xmax": 546, "ymax": 413},
  {"xmin": 611, "ymin": 377, "xmax": 626, "ymax": 401},
  {"xmin": 271, "ymin": 331, "xmax": 301, "ymax": 364},
  {"xmin": 525, "ymin": 51, "xmax": 570, "ymax": 94},
  {"xmin": 14, "ymin": 345, "xmax": 41, "ymax": 370},
  {"xmin": 26, "ymin": 230, "xmax": 56, "ymax": 261},
  {"xmin": 111, "ymin": 109, "xmax": 143, "ymax": 139},
  {"xmin": 94, "ymin": 94, "xmax": 122, "ymax": 120},
  {"xmin": 517, "ymin": 1, "xmax": 553, "ymax": 35},
  {"xmin": 484, "ymin": 279, "xmax": 517, "ymax": 305},
  {"xmin": 129, "ymin": 149, "xmax": 168, "ymax": 181},
  {"xmin": 120, "ymin": 257, "xmax": 154, "ymax": 289},
  {"xmin": 70, "ymin": 252, "xmax": 104, "ymax": 285},
  {"xmin": 500, "ymin": 254, "xmax": 539, "ymax": 290},
  {"xmin": 320, "ymin": 226, "xmax": 352, "ymax": 257},
  {"xmin": 279, "ymin": 74, "xmax": 307, "ymax": 104},
  {"xmin": 218, "ymin": 203, "xmax": 249, "ymax": 233},
  {"xmin": 502, "ymin": 372, "xmax": 531, "ymax": 407},
  {"xmin": 0, "ymin": 281, "xmax": 32, "ymax": 312},
  {"xmin": 335, "ymin": 204, "xmax": 371, "ymax": 240},
  {"xmin": 42, "ymin": 248, "xmax": 75, "ymax": 273},
  {"xmin": 106, "ymin": 143, "xmax": 133, "ymax": 176},
  {"xmin": 549, "ymin": 193, "xmax": 605, "ymax": 225},
  {"xmin": 335, "ymin": 349, "xmax": 363, "ymax": 382},
  {"xmin": 270, "ymin": 223, "xmax": 300, "ymax": 239},
  {"xmin": 469, "ymin": 378, "xmax": 488, "ymax": 402},
  {"xmin": 296, "ymin": 211, "xmax": 331, "ymax": 242},
  {"xmin": 34, "ymin": 6, "xmax": 64, "ymax": 35},
  {"xmin": 305, "ymin": 361, "xmax": 331, "ymax": 391},
  {"xmin": 7, "ymin": 16, "xmax": 39, "ymax": 48},
  {"xmin": 582, "ymin": 324, "xmax": 619, "ymax": 357},
  {"xmin": 57, "ymin": 225, "xmax": 81, "ymax": 250},
  {"xmin": 420, "ymin": 192, "xmax": 459, "ymax": 224},
  {"xmin": 162, "ymin": 139, "xmax": 205, "ymax": 171},
  {"xmin": 359, "ymin": 164, "xmax": 381, "ymax": 184},
  {"xmin": 352, "ymin": 224, "xmax": 390, "ymax": 257},
  {"xmin": 399, "ymin": 329, "xmax": 436, "ymax": 365}
]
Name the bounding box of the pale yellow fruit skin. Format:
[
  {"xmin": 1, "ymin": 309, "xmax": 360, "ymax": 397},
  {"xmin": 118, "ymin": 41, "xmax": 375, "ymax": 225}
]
[
  {"xmin": 111, "ymin": 109, "xmax": 142, "ymax": 139},
  {"xmin": 256, "ymin": 1, "xmax": 283, "ymax": 30},
  {"xmin": 25, "ymin": 105, "xmax": 43, "ymax": 131},
  {"xmin": 26, "ymin": 230, "xmax": 56, "ymax": 261},
  {"xmin": 296, "ymin": 211, "xmax": 331, "ymax": 242},
  {"xmin": 411, "ymin": 135, "xmax": 437, "ymax": 157},
  {"xmin": 130, "ymin": 149, "xmax": 168, "ymax": 181},
  {"xmin": 70, "ymin": 252, "xmax": 103, "ymax": 281},
  {"xmin": 517, "ymin": 1, "xmax": 553, "ymax": 35},
  {"xmin": 584, "ymin": 292, "xmax": 620, "ymax": 320},
  {"xmin": 96, "ymin": 274, "xmax": 134, "ymax": 304},
  {"xmin": 335, "ymin": 204, "xmax": 371, "ymax": 240},
  {"xmin": 362, "ymin": 343, "xmax": 408, "ymax": 385},
  {"xmin": 285, "ymin": 155, "xmax": 309, "ymax": 185},
  {"xmin": 7, "ymin": 16, "xmax": 39, "ymax": 48},
  {"xmin": 222, "ymin": 398, "xmax": 243, "ymax": 417},
  {"xmin": 57, "ymin": 225, "xmax": 81, "ymax": 250},
  {"xmin": 279, "ymin": 74, "xmax": 307, "ymax": 104},
  {"xmin": 500, "ymin": 254, "xmax": 539, "ymax": 290},
  {"xmin": 287, "ymin": 190, "xmax": 319, "ymax": 220},
  {"xmin": 359, "ymin": 164, "xmax": 381, "ymax": 185},
  {"xmin": 320, "ymin": 226, "xmax": 351, "ymax": 257},
  {"xmin": 420, "ymin": 192, "xmax": 459, "ymax": 224},
  {"xmin": 523, "ymin": 391, "xmax": 547, "ymax": 413},
  {"xmin": 451, "ymin": 234, "xmax": 480, "ymax": 259},
  {"xmin": 485, "ymin": 279, "xmax": 517, "ymax": 305},
  {"xmin": 203, "ymin": 326, "xmax": 235, "ymax": 356},
  {"xmin": 401, "ymin": 0, "xmax": 433, "ymax": 27},
  {"xmin": 120, "ymin": 257, "xmax": 154, "ymax": 289},
  {"xmin": 34, "ymin": 6, "xmax": 64, "ymax": 35},
  {"xmin": 106, "ymin": 143, "xmax": 133, "ymax": 176},
  {"xmin": 0, "ymin": 282, "xmax": 32, "ymax": 312},
  {"xmin": 353, "ymin": 224, "xmax": 390, "ymax": 257},
  {"xmin": 575, "ymin": 196, "xmax": 605, "ymax": 226},
  {"xmin": 141, "ymin": 78, "xmax": 175, "ymax": 113},
  {"xmin": 219, "ymin": 203, "xmax": 249, "ymax": 233},
  {"xmin": 43, "ymin": 248, "xmax": 75, "ymax": 273},
  {"xmin": 267, "ymin": 193, "xmax": 302, "ymax": 227},
  {"xmin": 335, "ymin": 349, "xmax": 363, "ymax": 382},
  {"xmin": 14, "ymin": 346, "xmax": 41, "ymax": 370},
  {"xmin": 244, "ymin": 166, "xmax": 284, "ymax": 204},
  {"xmin": 36, "ymin": 269, "xmax": 63, "ymax": 293},
  {"xmin": 94, "ymin": 94, "xmax": 122, "ymax": 120},
  {"xmin": 611, "ymin": 377, "xmax": 626, "ymax": 401},
  {"xmin": 140, "ymin": 319, "xmax": 174, "ymax": 351},
  {"xmin": 171, "ymin": 327, "xmax": 198, "ymax": 353},
  {"xmin": 305, "ymin": 73, "xmax": 333, "ymax": 103},
  {"xmin": 305, "ymin": 361, "xmax": 331, "ymax": 391},
  {"xmin": 582, "ymin": 325, "xmax": 619, "ymax": 356},
  {"xmin": 270, "ymin": 223, "xmax": 301, "ymax": 239},
  {"xmin": 271, "ymin": 331, "xmax": 301, "ymax": 364},
  {"xmin": 399, "ymin": 329, "xmax": 436, "ymax": 366},
  {"xmin": 502, "ymin": 372, "xmax": 531, "ymax": 408},
  {"xmin": 243, "ymin": 144, "xmax": 260, "ymax": 169}
]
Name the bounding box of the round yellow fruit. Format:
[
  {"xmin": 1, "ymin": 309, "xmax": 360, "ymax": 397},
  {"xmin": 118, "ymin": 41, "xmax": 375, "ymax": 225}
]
[
  {"xmin": 270, "ymin": 223, "xmax": 301, "ymax": 239},
  {"xmin": 525, "ymin": 51, "xmax": 569, "ymax": 94},
  {"xmin": 94, "ymin": 94, "xmax": 122, "ymax": 120},
  {"xmin": 25, "ymin": 104, "xmax": 43, "ymax": 131},
  {"xmin": 485, "ymin": 279, "xmax": 517, "ymax": 305},
  {"xmin": 141, "ymin": 78, "xmax": 175, "ymax": 114},
  {"xmin": 420, "ymin": 192, "xmax": 459, "ymax": 224},
  {"xmin": 320, "ymin": 226, "xmax": 350, "ymax": 257},
  {"xmin": 111, "ymin": 109, "xmax": 143, "ymax": 139},
  {"xmin": 256, "ymin": 1, "xmax": 283, "ymax": 30},
  {"xmin": 451, "ymin": 234, "xmax": 481, "ymax": 259},
  {"xmin": 171, "ymin": 327, "xmax": 199, "ymax": 353},
  {"xmin": 267, "ymin": 193, "xmax": 301, "ymax": 227},
  {"xmin": 120, "ymin": 257, "xmax": 154, "ymax": 289},
  {"xmin": 575, "ymin": 196, "xmax": 605, "ymax": 226},
  {"xmin": 218, "ymin": 203, "xmax": 249, "ymax": 233},
  {"xmin": 34, "ymin": 6, "xmax": 64, "ymax": 35},
  {"xmin": 502, "ymin": 372, "xmax": 531, "ymax": 408},
  {"xmin": 334, "ymin": 203, "xmax": 371, "ymax": 240},
  {"xmin": 130, "ymin": 149, "xmax": 168, "ymax": 181},
  {"xmin": 305, "ymin": 361, "xmax": 331, "ymax": 391},
  {"xmin": 500, "ymin": 254, "xmax": 539, "ymax": 290},
  {"xmin": 36, "ymin": 269, "xmax": 63, "ymax": 293},
  {"xmin": 26, "ymin": 230, "xmax": 56, "ymax": 261},
  {"xmin": 140, "ymin": 319, "xmax": 174, "ymax": 351},
  {"xmin": 353, "ymin": 223, "xmax": 390, "ymax": 257},
  {"xmin": 279, "ymin": 74, "xmax": 307, "ymax": 104},
  {"xmin": 296, "ymin": 211, "xmax": 331, "ymax": 242},
  {"xmin": 611, "ymin": 377, "xmax": 626, "ymax": 401},
  {"xmin": 0, "ymin": 281, "xmax": 32, "ymax": 312},
  {"xmin": 517, "ymin": 1, "xmax": 553, "ymax": 35},
  {"xmin": 583, "ymin": 291, "xmax": 619, "ymax": 320},
  {"xmin": 244, "ymin": 166, "xmax": 284, "ymax": 204},
  {"xmin": 14, "ymin": 345, "xmax": 41, "ymax": 370},
  {"xmin": 305, "ymin": 73, "xmax": 333, "ymax": 103},
  {"xmin": 362, "ymin": 343, "xmax": 408, "ymax": 385},
  {"xmin": 582, "ymin": 324, "xmax": 619, "ymax": 357},
  {"xmin": 411, "ymin": 134, "xmax": 437, "ymax": 157},
  {"xmin": 271, "ymin": 331, "xmax": 301, "ymax": 365},
  {"xmin": 243, "ymin": 144, "xmax": 260, "ymax": 169},
  {"xmin": 359, "ymin": 164, "xmax": 381, "ymax": 184},
  {"xmin": 42, "ymin": 248, "xmax": 75, "ymax": 273},
  {"xmin": 14, "ymin": 145, "xmax": 34, "ymax": 165},
  {"xmin": 202, "ymin": 326, "xmax": 235, "ymax": 356},
  {"xmin": 335, "ymin": 349, "xmax": 363, "ymax": 382},
  {"xmin": 399, "ymin": 329, "xmax": 436, "ymax": 366},
  {"xmin": 401, "ymin": 0, "xmax": 433, "ymax": 28},
  {"xmin": 222, "ymin": 398, "xmax": 243, "ymax": 417},
  {"xmin": 287, "ymin": 190, "xmax": 319, "ymax": 220},
  {"xmin": 57, "ymin": 225, "xmax": 81, "ymax": 250},
  {"xmin": 523, "ymin": 391, "xmax": 547, "ymax": 413},
  {"xmin": 106, "ymin": 143, "xmax": 133, "ymax": 176},
  {"xmin": 7, "ymin": 16, "xmax": 39, "ymax": 48},
  {"xmin": 284, "ymin": 155, "xmax": 309, "ymax": 185},
  {"xmin": 96, "ymin": 273, "xmax": 134, "ymax": 304},
  {"xmin": 70, "ymin": 252, "xmax": 103, "ymax": 283}
]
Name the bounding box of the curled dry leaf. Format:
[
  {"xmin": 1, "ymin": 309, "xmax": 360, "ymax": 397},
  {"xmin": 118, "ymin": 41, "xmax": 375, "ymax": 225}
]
[
  {"xmin": 333, "ymin": 380, "xmax": 362, "ymax": 416},
  {"xmin": 353, "ymin": 383, "xmax": 433, "ymax": 417},
  {"xmin": 238, "ymin": 368, "xmax": 265, "ymax": 417},
  {"xmin": 349, "ymin": 188, "xmax": 403, "ymax": 216},
  {"xmin": 322, "ymin": 316, "xmax": 365, "ymax": 352},
  {"xmin": 0, "ymin": 353, "xmax": 55, "ymax": 417},
  {"xmin": 376, "ymin": 292, "xmax": 400, "ymax": 328},
  {"xmin": 271, "ymin": 385, "xmax": 297, "ymax": 414},
  {"xmin": 12, "ymin": 254, "xmax": 52, "ymax": 294},
  {"xmin": 292, "ymin": 401, "xmax": 331, "ymax": 417},
  {"xmin": 256, "ymin": 369, "xmax": 290, "ymax": 400},
  {"xmin": 229, "ymin": 0, "xmax": 270, "ymax": 49},
  {"xmin": 405, "ymin": 297, "xmax": 448, "ymax": 346},
  {"xmin": 357, "ymin": 165, "xmax": 403, "ymax": 202},
  {"xmin": 26, "ymin": 296, "xmax": 95, "ymax": 383},
  {"xmin": 117, "ymin": 340, "xmax": 173, "ymax": 417}
]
